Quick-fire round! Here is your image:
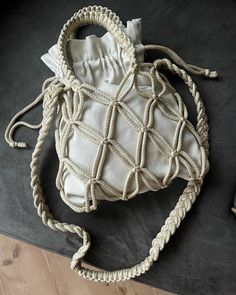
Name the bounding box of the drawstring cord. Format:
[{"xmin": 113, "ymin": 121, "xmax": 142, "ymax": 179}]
[
  {"xmin": 5, "ymin": 76, "xmax": 58, "ymax": 148},
  {"xmin": 5, "ymin": 45, "xmax": 218, "ymax": 150},
  {"xmin": 144, "ymin": 44, "xmax": 218, "ymax": 78}
]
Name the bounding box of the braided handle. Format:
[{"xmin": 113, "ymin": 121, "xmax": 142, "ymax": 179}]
[{"xmin": 57, "ymin": 5, "xmax": 137, "ymax": 85}]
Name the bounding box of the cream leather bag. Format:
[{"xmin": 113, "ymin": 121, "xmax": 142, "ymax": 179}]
[{"xmin": 5, "ymin": 6, "xmax": 217, "ymax": 282}]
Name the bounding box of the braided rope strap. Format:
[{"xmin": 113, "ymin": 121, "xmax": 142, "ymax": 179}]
[
  {"xmin": 29, "ymin": 61, "xmax": 206, "ymax": 282},
  {"xmin": 5, "ymin": 5, "xmax": 217, "ymax": 283},
  {"xmin": 30, "ymin": 79, "xmax": 91, "ymax": 266}
]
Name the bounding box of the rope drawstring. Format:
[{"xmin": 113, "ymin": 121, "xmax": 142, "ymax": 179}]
[
  {"xmin": 5, "ymin": 45, "xmax": 217, "ymax": 150},
  {"xmin": 5, "ymin": 76, "xmax": 58, "ymax": 148},
  {"xmin": 144, "ymin": 44, "xmax": 218, "ymax": 78}
]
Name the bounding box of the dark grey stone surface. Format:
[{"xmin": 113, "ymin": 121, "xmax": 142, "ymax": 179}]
[{"xmin": 0, "ymin": 1, "xmax": 236, "ymax": 294}]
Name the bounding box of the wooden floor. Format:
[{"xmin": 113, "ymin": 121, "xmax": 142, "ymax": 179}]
[{"xmin": 0, "ymin": 234, "xmax": 174, "ymax": 295}]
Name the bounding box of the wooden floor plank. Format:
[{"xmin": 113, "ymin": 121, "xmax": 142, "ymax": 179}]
[{"xmin": 0, "ymin": 234, "xmax": 175, "ymax": 295}]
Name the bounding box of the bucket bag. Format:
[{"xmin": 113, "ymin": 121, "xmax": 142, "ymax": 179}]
[{"xmin": 5, "ymin": 6, "xmax": 218, "ymax": 282}]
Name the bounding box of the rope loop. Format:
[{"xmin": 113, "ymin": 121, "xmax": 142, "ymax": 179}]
[{"xmin": 57, "ymin": 6, "xmax": 137, "ymax": 87}]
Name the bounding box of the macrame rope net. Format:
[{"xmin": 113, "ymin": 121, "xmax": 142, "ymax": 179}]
[{"xmin": 5, "ymin": 6, "xmax": 217, "ymax": 282}]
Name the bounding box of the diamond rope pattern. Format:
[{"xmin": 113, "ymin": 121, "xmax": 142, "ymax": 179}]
[{"xmin": 55, "ymin": 62, "xmax": 204, "ymax": 213}]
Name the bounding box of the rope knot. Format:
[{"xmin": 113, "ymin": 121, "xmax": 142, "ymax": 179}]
[
  {"xmin": 71, "ymin": 79, "xmax": 82, "ymax": 92},
  {"xmin": 132, "ymin": 166, "xmax": 141, "ymax": 174},
  {"xmin": 170, "ymin": 150, "xmax": 179, "ymax": 158},
  {"xmin": 110, "ymin": 99, "xmax": 119, "ymax": 107},
  {"xmin": 204, "ymin": 69, "xmax": 218, "ymax": 78},
  {"xmin": 179, "ymin": 116, "xmax": 186, "ymax": 123},
  {"xmin": 140, "ymin": 126, "xmax": 148, "ymax": 133},
  {"xmin": 88, "ymin": 178, "xmax": 97, "ymax": 186},
  {"xmin": 9, "ymin": 141, "xmax": 27, "ymax": 148},
  {"xmin": 100, "ymin": 137, "xmax": 110, "ymax": 145}
]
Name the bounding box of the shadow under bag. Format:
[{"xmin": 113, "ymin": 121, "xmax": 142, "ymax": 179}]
[{"xmin": 5, "ymin": 6, "xmax": 218, "ymax": 282}]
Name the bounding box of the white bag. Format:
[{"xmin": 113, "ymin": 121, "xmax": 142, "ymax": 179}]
[{"xmin": 5, "ymin": 6, "xmax": 217, "ymax": 282}]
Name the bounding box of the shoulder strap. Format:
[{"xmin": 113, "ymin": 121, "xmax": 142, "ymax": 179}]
[{"xmin": 29, "ymin": 58, "xmax": 214, "ymax": 282}]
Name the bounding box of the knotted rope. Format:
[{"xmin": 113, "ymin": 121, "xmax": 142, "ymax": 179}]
[{"xmin": 5, "ymin": 5, "xmax": 218, "ymax": 282}]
